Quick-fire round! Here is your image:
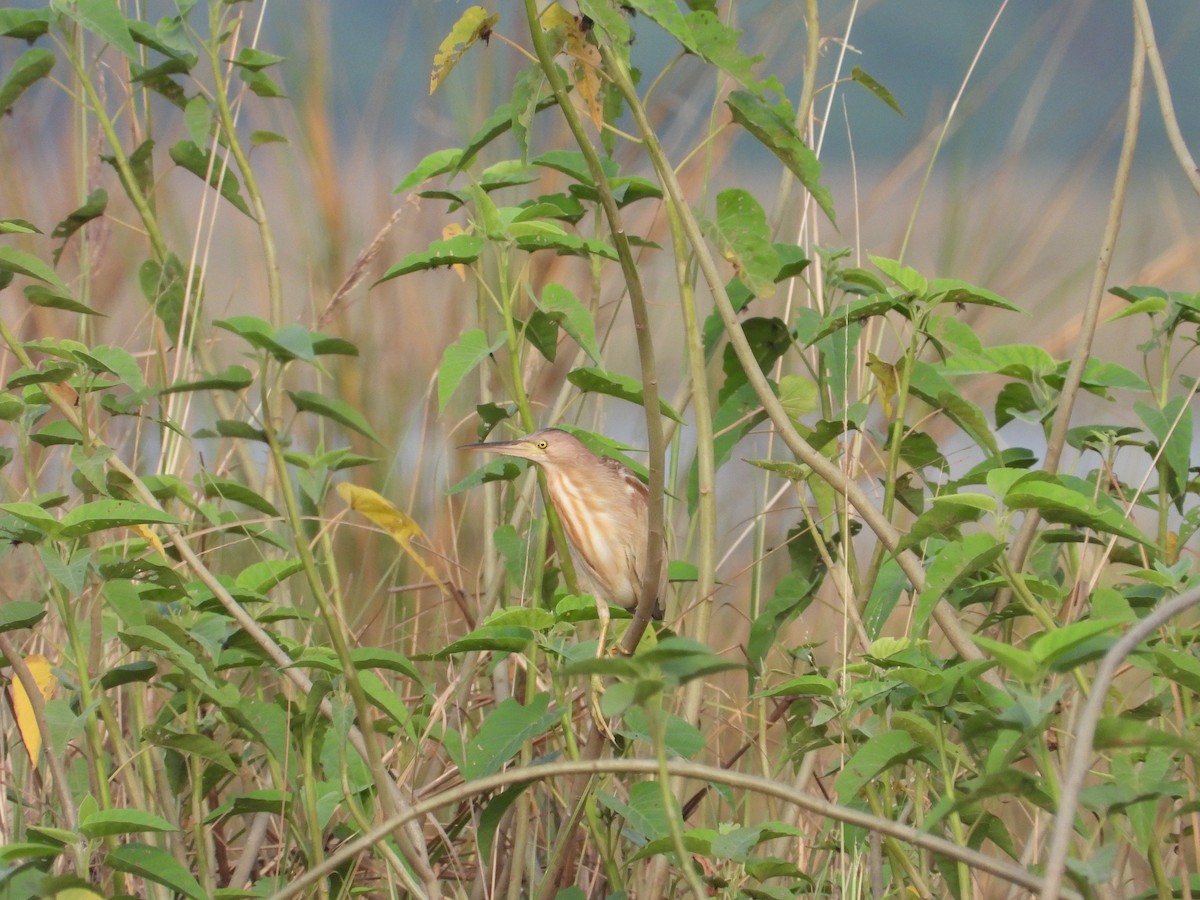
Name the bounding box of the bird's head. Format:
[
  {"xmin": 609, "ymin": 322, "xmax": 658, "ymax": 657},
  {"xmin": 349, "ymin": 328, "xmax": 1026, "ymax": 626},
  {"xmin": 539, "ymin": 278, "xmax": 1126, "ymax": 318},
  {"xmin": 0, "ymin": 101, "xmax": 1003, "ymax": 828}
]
[{"xmin": 458, "ymin": 428, "xmax": 589, "ymax": 470}]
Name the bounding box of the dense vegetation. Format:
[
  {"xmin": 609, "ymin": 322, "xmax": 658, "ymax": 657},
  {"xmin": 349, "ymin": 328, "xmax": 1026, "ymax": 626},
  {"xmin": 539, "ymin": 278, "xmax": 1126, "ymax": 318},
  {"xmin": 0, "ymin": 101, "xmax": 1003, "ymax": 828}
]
[{"xmin": 1, "ymin": 2, "xmax": 1197, "ymax": 898}]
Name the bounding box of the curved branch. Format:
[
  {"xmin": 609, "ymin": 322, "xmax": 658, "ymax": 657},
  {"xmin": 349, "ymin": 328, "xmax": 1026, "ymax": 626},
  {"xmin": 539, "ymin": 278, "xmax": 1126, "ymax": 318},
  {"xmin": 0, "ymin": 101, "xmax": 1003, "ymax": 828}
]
[
  {"xmin": 267, "ymin": 756, "xmax": 1080, "ymax": 900},
  {"xmin": 1039, "ymin": 584, "xmax": 1200, "ymax": 898},
  {"xmin": 1132, "ymin": 0, "xmax": 1200, "ymax": 198}
]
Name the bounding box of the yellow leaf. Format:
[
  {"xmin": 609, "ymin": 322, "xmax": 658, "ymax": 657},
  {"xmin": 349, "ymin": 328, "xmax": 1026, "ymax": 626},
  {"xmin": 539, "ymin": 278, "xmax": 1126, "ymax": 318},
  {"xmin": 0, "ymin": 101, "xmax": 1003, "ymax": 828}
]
[
  {"xmin": 134, "ymin": 523, "xmax": 169, "ymax": 560},
  {"xmin": 539, "ymin": 2, "xmax": 575, "ymax": 31},
  {"xmin": 443, "ymin": 223, "xmax": 468, "ymax": 282},
  {"xmin": 866, "ymin": 352, "xmax": 898, "ymax": 419},
  {"xmin": 337, "ymin": 483, "xmax": 446, "ymax": 594},
  {"xmin": 430, "ymin": 6, "xmax": 500, "ymax": 95},
  {"xmin": 11, "ymin": 653, "xmax": 56, "ymax": 769},
  {"xmin": 541, "ymin": 2, "xmax": 604, "ymax": 130}
]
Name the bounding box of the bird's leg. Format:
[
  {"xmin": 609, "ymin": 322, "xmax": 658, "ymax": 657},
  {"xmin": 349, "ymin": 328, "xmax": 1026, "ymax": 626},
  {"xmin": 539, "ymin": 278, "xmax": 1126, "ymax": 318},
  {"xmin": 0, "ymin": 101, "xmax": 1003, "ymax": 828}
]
[
  {"xmin": 589, "ymin": 594, "xmax": 617, "ymax": 744},
  {"xmin": 594, "ymin": 595, "xmax": 611, "ymax": 658}
]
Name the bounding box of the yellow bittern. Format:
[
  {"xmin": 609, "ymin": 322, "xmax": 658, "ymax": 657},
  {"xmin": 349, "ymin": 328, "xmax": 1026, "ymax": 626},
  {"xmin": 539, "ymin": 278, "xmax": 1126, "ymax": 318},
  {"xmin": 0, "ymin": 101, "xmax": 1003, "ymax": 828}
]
[{"xmin": 459, "ymin": 428, "xmax": 666, "ymax": 634}]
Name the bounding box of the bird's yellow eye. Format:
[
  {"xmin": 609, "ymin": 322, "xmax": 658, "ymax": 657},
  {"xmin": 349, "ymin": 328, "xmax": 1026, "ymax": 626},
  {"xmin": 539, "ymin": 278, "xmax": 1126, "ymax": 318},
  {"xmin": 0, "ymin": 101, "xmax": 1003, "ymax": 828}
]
[{"xmin": 536, "ymin": 440, "xmax": 548, "ymax": 449}]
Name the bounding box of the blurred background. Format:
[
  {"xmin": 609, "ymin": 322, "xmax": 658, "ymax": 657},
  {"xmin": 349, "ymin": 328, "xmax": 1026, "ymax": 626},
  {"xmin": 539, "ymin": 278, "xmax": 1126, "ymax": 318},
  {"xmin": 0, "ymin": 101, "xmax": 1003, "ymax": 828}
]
[{"xmin": 2, "ymin": 0, "xmax": 1198, "ymax": 642}]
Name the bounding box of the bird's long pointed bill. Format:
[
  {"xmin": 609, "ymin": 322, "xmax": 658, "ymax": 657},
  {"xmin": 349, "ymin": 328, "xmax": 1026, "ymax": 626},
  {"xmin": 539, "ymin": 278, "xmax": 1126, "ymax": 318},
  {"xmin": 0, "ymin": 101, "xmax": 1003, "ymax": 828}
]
[{"xmin": 458, "ymin": 439, "xmax": 531, "ymax": 456}]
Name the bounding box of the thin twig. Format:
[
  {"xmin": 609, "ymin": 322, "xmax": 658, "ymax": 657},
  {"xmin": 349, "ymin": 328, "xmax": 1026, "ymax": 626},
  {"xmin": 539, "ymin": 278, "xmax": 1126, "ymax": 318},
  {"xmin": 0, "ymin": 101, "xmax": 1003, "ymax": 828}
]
[
  {"xmin": 1005, "ymin": 5, "xmax": 1144, "ymax": 576},
  {"xmin": 1039, "ymin": 584, "xmax": 1200, "ymax": 898}
]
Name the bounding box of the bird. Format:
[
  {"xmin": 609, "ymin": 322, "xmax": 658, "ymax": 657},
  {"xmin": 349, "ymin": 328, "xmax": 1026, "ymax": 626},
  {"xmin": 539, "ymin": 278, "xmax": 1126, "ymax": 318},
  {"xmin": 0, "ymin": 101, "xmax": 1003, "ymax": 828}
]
[{"xmin": 459, "ymin": 428, "xmax": 666, "ymax": 640}]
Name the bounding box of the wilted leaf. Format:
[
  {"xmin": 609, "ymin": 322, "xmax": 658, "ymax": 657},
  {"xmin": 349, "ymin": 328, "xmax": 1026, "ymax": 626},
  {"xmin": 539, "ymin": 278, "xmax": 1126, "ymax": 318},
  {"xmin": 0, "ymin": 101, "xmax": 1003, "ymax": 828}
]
[
  {"xmin": 337, "ymin": 483, "xmax": 445, "ymax": 592},
  {"xmin": 430, "ymin": 6, "xmax": 499, "ymax": 95},
  {"xmin": 9, "ymin": 653, "xmax": 55, "ymax": 768}
]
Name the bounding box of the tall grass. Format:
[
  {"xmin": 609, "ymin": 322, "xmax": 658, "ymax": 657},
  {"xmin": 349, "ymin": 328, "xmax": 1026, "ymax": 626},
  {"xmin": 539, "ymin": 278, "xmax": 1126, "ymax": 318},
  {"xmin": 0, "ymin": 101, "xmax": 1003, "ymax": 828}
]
[{"xmin": 1, "ymin": 2, "xmax": 1198, "ymax": 898}]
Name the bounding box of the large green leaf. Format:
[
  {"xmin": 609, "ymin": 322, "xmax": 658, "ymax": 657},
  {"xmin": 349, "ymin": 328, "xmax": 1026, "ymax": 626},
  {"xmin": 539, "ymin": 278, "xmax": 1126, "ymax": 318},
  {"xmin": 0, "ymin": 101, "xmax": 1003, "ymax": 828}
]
[
  {"xmin": 288, "ymin": 390, "xmax": 381, "ymax": 444},
  {"xmin": 437, "ymin": 328, "xmax": 504, "ymax": 412},
  {"xmin": 708, "ymin": 189, "xmax": 778, "ymax": 298},
  {"xmin": 913, "ymin": 532, "xmax": 1004, "ymax": 628},
  {"xmin": 536, "ymin": 283, "xmax": 602, "ymax": 363},
  {"xmin": 1004, "ymin": 476, "xmax": 1150, "ymax": 545},
  {"xmin": 0, "ymin": 600, "xmax": 46, "ymax": 633},
  {"xmin": 59, "ymin": 500, "xmax": 181, "ymax": 539},
  {"xmin": 80, "ymin": 809, "xmax": 176, "ymax": 839},
  {"xmin": 835, "ymin": 730, "xmax": 921, "ymax": 801},
  {"xmin": 105, "ymin": 844, "xmax": 205, "ymax": 899},
  {"xmin": 0, "ymin": 47, "xmax": 54, "ymax": 115},
  {"xmin": 168, "ymin": 141, "xmax": 252, "ymax": 216},
  {"xmin": 375, "ymin": 234, "xmax": 484, "ymax": 284},
  {"xmin": 726, "ymin": 91, "xmax": 835, "ymax": 224},
  {"xmin": 566, "ymin": 366, "xmax": 684, "ymax": 422},
  {"xmin": 461, "ymin": 692, "xmax": 559, "ymax": 780},
  {"xmin": 0, "ymin": 246, "xmax": 66, "ymax": 289}
]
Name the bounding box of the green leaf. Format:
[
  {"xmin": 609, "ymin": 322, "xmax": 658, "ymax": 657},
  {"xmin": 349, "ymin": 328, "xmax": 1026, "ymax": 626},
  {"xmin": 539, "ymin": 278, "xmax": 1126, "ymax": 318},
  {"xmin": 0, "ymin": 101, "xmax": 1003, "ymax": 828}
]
[
  {"xmin": 1005, "ymin": 477, "xmax": 1150, "ymax": 545},
  {"xmin": 619, "ymin": 707, "xmax": 704, "ymax": 759},
  {"xmin": 747, "ymin": 570, "xmax": 820, "ymax": 679},
  {"xmin": 914, "ymin": 532, "xmax": 1004, "ymax": 628},
  {"xmin": 51, "ymin": 188, "xmax": 107, "ymax": 263},
  {"xmin": 350, "ymin": 647, "xmax": 422, "ymax": 682},
  {"xmin": 59, "ymin": 499, "xmax": 181, "ymax": 539},
  {"xmin": 160, "ymin": 365, "xmax": 253, "ymax": 395},
  {"xmin": 0, "ymin": 501, "xmax": 62, "ymax": 537},
  {"xmin": 139, "ymin": 254, "xmax": 194, "ymax": 343},
  {"xmin": 395, "ymin": 148, "xmax": 464, "ymax": 193},
  {"xmin": 0, "ymin": 8, "xmax": 51, "ymax": 40},
  {"xmin": 1030, "ymin": 619, "xmax": 1121, "ymax": 667},
  {"xmin": 927, "ymin": 279, "xmax": 1022, "ymax": 313},
  {"xmin": 32, "ymin": 419, "xmax": 83, "ymax": 447},
  {"xmin": 461, "ymin": 693, "xmax": 559, "ymax": 780},
  {"xmin": 566, "ymin": 366, "xmax": 684, "ymax": 422},
  {"xmin": 757, "ymin": 674, "xmax": 838, "ymax": 699},
  {"xmin": 0, "ymin": 600, "xmax": 46, "ymax": 633},
  {"xmin": 835, "ymin": 730, "xmax": 920, "ymax": 801},
  {"xmin": 536, "ymin": 283, "xmax": 601, "ymax": 363},
  {"xmin": 99, "ymin": 660, "xmax": 157, "ymax": 689},
  {"xmin": 477, "ymin": 781, "xmax": 533, "ymax": 862},
  {"xmin": 850, "ymin": 66, "xmax": 903, "ymax": 115},
  {"xmin": 24, "ymin": 284, "xmax": 103, "ymax": 316},
  {"xmin": 459, "ymin": 95, "xmax": 559, "ymax": 172},
  {"xmin": 871, "ymin": 255, "xmax": 927, "ymax": 295},
  {"xmin": 437, "ymin": 328, "xmax": 503, "ymax": 413},
  {"xmin": 726, "ymin": 90, "xmax": 835, "ymax": 224},
  {"xmin": 971, "ymin": 634, "xmax": 1040, "ymax": 683},
  {"xmin": 577, "ymin": 0, "xmax": 631, "ymax": 45},
  {"xmin": 513, "ymin": 230, "xmax": 618, "ymax": 260},
  {"xmin": 233, "ymin": 47, "xmax": 284, "ymax": 71},
  {"xmin": 684, "ymin": 10, "xmax": 764, "ymax": 88},
  {"xmin": 0, "ymin": 47, "xmax": 54, "ymax": 115},
  {"xmin": 80, "ymin": 809, "xmax": 176, "ymax": 839},
  {"xmin": 446, "ymin": 458, "xmax": 526, "ymax": 495},
  {"xmin": 359, "ymin": 669, "xmax": 413, "ymax": 733},
  {"xmin": 199, "ymin": 474, "xmax": 281, "ymax": 518},
  {"xmin": 212, "ymin": 316, "xmax": 313, "ymax": 363},
  {"xmin": 427, "ymin": 626, "xmax": 533, "ymax": 660},
  {"xmin": 57, "ymin": 0, "xmax": 138, "ymax": 59},
  {"xmin": 0, "ymin": 246, "xmax": 66, "ymax": 289},
  {"xmin": 1135, "ymin": 397, "xmax": 1192, "ymax": 507},
  {"xmin": 375, "ymin": 233, "xmax": 484, "ymax": 284},
  {"xmin": 708, "ymin": 189, "xmax": 778, "ymax": 298},
  {"xmin": 482, "ymin": 606, "xmax": 557, "ymax": 631},
  {"xmin": 250, "ymin": 129, "xmax": 287, "ymax": 147},
  {"xmin": 168, "ymin": 140, "xmax": 252, "ymax": 217},
  {"xmin": 907, "ymin": 360, "xmax": 999, "ymax": 458},
  {"xmin": 235, "ymin": 559, "xmax": 302, "ymax": 595},
  {"xmin": 105, "ymin": 843, "xmax": 205, "ymax": 899},
  {"xmin": 287, "ymin": 390, "xmax": 382, "ymax": 444}
]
